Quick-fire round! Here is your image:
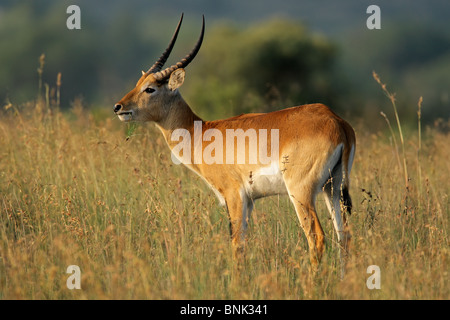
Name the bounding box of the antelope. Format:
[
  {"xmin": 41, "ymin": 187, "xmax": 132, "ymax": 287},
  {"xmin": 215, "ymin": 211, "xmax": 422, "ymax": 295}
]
[{"xmin": 114, "ymin": 14, "xmax": 356, "ymax": 272}]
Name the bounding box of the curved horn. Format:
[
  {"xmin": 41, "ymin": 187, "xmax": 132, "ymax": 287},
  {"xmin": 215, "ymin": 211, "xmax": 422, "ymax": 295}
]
[
  {"xmin": 153, "ymin": 15, "xmax": 205, "ymax": 82},
  {"xmin": 146, "ymin": 13, "xmax": 184, "ymax": 74}
]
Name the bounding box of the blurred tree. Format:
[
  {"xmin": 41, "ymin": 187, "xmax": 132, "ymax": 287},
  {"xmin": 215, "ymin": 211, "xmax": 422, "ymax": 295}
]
[
  {"xmin": 0, "ymin": 3, "xmax": 103, "ymax": 106},
  {"xmin": 1, "ymin": 1, "xmax": 448, "ymax": 125},
  {"xmin": 184, "ymin": 19, "xmax": 341, "ymax": 119},
  {"xmin": 0, "ymin": 2, "xmax": 162, "ymax": 108}
]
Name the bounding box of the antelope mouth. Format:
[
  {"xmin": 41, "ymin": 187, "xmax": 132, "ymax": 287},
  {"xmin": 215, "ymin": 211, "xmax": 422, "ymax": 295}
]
[{"xmin": 117, "ymin": 111, "xmax": 133, "ymax": 122}]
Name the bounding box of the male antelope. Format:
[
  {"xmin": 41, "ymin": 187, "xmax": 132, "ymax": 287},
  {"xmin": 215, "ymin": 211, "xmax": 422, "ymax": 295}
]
[{"xmin": 114, "ymin": 15, "xmax": 356, "ymax": 271}]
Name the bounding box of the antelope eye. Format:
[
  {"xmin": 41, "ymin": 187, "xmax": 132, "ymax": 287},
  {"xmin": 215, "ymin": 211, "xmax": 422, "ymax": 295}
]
[{"xmin": 144, "ymin": 87, "xmax": 155, "ymax": 94}]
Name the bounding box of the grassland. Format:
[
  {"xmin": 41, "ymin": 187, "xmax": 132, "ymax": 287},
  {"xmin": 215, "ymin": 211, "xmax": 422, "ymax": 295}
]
[{"xmin": 0, "ymin": 91, "xmax": 448, "ymax": 299}]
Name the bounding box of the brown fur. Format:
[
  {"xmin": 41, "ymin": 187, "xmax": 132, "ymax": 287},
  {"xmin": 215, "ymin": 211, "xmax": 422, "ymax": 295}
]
[{"xmin": 115, "ymin": 60, "xmax": 355, "ymax": 272}]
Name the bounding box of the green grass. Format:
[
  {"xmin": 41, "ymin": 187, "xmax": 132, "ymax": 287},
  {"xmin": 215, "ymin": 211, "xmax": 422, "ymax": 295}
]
[{"xmin": 0, "ymin": 93, "xmax": 448, "ymax": 299}]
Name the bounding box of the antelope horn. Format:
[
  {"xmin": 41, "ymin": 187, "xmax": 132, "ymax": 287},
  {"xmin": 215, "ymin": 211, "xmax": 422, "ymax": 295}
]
[
  {"xmin": 153, "ymin": 15, "xmax": 205, "ymax": 82},
  {"xmin": 146, "ymin": 13, "xmax": 184, "ymax": 74}
]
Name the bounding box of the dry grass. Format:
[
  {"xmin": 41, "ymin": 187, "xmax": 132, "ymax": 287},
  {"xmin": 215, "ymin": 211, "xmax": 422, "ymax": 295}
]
[{"xmin": 0, "ymin": 91, "xmax": 448, "ymax": 299}]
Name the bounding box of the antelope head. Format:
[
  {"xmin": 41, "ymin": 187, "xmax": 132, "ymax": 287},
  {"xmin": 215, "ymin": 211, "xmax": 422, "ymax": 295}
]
[{"xmin": 113, "ymin": 14, "xmax": 204, "ymax": 123}]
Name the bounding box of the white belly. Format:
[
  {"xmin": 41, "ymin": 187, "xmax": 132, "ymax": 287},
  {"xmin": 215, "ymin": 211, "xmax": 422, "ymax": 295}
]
[{"xmin": 246, "ymin": 162, "xmax": 288, "ymax": 199}]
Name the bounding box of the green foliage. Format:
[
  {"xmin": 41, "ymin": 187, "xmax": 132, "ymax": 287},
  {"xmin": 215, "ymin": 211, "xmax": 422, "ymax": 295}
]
[
  {"xmin": 0, "ymin": 1, "xmax": 449, "ymax": 125},
  {"xmin": 185, "ymin": 19, "xmax": 339, "ymax": 119},
  {"xmin": 0, "ymin": 3, "xmax": 100, "ymax": 103},
  {"xmin": 0, "ymin": 2, "xmax": 169, "ymax": 107}
]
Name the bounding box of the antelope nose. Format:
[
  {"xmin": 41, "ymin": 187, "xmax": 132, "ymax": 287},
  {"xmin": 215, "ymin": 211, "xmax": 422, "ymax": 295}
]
[{"xmin": 114, "ymin": 104, "xmax": 122, "ymax": 113}]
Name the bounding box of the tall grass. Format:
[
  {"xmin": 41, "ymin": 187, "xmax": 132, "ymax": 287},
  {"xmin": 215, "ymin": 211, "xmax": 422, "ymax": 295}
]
[{"xmin": 0, "ymin": 72, "xmax": 448, "ymax": 299}]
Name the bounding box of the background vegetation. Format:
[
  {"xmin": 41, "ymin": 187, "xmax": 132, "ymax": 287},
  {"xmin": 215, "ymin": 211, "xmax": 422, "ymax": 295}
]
[
  {"xmin": 1, "ymin": 0, "xmax": 449, "ymax": 123},
  {"xmin": 0, "ymin": 0, "xmax": 449, "ymax": 300}
]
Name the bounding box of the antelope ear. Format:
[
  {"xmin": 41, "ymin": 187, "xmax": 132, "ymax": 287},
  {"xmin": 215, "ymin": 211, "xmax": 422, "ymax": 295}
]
[{"xmin": 168, "ymin": 68, "xmax": 185, "ymax": 91}]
